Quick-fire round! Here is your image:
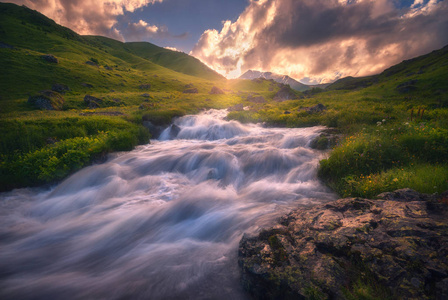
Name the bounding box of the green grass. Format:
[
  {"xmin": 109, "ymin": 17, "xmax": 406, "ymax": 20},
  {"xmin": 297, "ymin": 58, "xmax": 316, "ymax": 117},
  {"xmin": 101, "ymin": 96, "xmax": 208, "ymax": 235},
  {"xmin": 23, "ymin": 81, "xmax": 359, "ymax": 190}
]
[{"xmin": 318, "ymin": 121, "xmax": 448, "ymax": 197}]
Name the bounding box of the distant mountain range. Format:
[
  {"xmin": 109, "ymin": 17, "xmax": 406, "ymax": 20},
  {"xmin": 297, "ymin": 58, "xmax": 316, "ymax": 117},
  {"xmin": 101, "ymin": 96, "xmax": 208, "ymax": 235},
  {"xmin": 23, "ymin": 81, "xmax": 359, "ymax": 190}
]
[{"xmin": 239, "ymin": 70, "xmax": 329, "ymax": 91}]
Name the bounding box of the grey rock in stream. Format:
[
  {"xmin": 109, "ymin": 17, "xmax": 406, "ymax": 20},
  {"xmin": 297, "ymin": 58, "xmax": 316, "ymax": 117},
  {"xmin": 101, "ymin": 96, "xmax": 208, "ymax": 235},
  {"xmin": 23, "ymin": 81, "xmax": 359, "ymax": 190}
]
[{"xmin": 239, "ymin": 189, "xmax": 448, "ymax": 299}]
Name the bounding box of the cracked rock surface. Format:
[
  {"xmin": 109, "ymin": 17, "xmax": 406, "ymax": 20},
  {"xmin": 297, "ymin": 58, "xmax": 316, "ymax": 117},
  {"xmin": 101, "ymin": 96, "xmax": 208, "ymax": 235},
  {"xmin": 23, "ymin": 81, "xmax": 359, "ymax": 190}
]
[{"xmin": 238, "ymin": 189, "xmax": 448, "ymax": 299}]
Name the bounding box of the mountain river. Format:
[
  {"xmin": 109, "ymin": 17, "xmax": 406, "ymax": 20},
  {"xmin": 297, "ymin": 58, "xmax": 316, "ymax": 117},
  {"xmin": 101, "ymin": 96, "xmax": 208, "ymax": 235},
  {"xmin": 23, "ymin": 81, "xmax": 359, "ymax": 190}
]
[{"xmin": 0, "ymin": 109, "xmax": 336, "ymax": 299}]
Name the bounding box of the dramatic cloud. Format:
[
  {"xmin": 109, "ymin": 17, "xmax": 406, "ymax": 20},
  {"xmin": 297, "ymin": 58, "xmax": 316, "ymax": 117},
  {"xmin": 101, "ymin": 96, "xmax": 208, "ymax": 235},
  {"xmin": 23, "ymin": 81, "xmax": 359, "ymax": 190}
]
[
  {"xmin": 191, "ymin": 0, "xmax": 448, "ymax": 83},
  {"xmin": 5, "ymin": 0, "xmax": 177, "ymax": 41},
  {"xmin": 121, "ymin": 20, "xmax": 166, "ymax": 41}
]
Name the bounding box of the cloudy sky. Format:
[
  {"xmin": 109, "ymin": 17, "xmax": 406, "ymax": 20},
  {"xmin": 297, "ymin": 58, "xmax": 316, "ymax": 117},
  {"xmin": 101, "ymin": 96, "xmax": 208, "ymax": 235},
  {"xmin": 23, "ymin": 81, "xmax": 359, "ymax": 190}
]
[{"xmin": 4, "ymin": 0, "xmax": 448, "ymax": 83}]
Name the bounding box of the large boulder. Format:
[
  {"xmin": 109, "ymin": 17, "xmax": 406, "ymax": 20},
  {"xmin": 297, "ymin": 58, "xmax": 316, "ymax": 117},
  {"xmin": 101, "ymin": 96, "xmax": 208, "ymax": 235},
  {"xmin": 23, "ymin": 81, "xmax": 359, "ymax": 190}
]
[
  {"xmin": 28, "ymin": 90, "xmax": 64, "ymax": 110},
  {"xmin": 273, "ymin": 86, "xmax": 296, "ymax": 101},
  {"xmin": 239, "ymin": 189, "xmax": 448, "ymax": 300},
  {"xmin": 210, "ymin": 86, "xmax": 225, "ymax": 94},
  {"xmin": 41, "ymin": 54, "xmax": 58, "ymax": 63},
  {"xmin": 84, "ymin": 95, "xmax": 103, "ymax": 108}
]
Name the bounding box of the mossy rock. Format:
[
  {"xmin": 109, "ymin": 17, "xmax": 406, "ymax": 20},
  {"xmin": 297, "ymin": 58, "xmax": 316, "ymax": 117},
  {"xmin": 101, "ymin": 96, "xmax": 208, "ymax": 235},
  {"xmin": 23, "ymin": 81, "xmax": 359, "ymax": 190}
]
[
  {"xmin": 27, "ymin": 90, "xmax": 64, "ymax": 110},
  {"xmin": 239, "ymin": 189, "xmax": 448, "ymax": 299}
]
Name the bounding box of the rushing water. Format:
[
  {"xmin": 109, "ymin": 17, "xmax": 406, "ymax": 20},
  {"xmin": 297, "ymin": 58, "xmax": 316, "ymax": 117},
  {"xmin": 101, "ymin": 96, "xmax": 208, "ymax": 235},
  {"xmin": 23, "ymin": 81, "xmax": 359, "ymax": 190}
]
[{"xmin": 0, "ymin": 109, "xmax": 336, "ymax": 299}]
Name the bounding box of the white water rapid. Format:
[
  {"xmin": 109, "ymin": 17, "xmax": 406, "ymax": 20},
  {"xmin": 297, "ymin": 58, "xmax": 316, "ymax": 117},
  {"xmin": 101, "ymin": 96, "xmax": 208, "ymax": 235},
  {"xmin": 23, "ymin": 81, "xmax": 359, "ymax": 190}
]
[{"xmin": 0, "ymin": 109, "xmax": 336, "ymax": 299}]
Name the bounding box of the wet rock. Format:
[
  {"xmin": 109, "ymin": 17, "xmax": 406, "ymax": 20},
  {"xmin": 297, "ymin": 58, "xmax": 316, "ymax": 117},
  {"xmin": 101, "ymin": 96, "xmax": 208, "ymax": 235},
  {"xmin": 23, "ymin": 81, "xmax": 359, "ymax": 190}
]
[
  {"xmin": 28, "ymin": 90, "xmax": 64, "ymax": 110},
  {"xmin": 310, "ymin": 132, "xmax": 341, "ymax": 150},
  {"xmin": 210, "ymin": 86, "xmax": 225, "ymax": 94},
  {"xmin": 168, "ymin": 124, "xmax": 181, "ymax": 139},
  {"xmin": 142, "ymin": 121, "xmax": 164, "ymax": 138},
  {"xmin": 183, "ymin": 88, "xmax": 198, "ymax": 94},
  {"xmin": 41, "ymin": 54, "xmax": 58, "ymax": 63},
  {"xmin": 84, "ymin": 95, "xmax": 103, "ymax": 108},
  {"xmin": 228, "ymin": 103, "xmax": 244, "ymax": 112},
  {"xmin": 51, "ymin": 83, "xmax": 70, "ymax": 94},
  {"xmin": 239, "ymin": 189, "xmax": 448, "ymax": 300},
  {"xmin": 273, "ymin": 86, "xmax": 296, "ymax": 101}
]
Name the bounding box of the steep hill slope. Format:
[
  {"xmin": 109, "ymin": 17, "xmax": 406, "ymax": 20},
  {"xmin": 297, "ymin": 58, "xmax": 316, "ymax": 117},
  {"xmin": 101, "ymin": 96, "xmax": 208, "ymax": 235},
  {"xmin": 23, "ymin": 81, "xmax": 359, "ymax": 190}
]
[
  {"xmin": 0, "ymin": 2, "xmax": 222, "ymax": 105},
  {"xmin": 125, "ymin": 41, "xmax": 224, "ymax": 81},
  {"xmin": 326, "ymin": 45, "xmax": 448, "ymax": 94}
]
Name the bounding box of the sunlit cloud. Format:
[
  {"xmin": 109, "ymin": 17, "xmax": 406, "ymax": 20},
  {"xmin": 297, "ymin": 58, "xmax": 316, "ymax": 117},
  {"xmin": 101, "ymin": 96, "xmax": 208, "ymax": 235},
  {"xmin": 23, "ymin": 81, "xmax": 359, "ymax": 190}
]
[
  {"xmin": 6, "ymin": 0, "xmax": 166, "ymax": 41},
  {"xmin": 164, "ymin": 46, "xmax": 182, "ymax": 52},
  {"xmin": 191, "ymin": 0, "xmax": 448, "ymax": 83}
]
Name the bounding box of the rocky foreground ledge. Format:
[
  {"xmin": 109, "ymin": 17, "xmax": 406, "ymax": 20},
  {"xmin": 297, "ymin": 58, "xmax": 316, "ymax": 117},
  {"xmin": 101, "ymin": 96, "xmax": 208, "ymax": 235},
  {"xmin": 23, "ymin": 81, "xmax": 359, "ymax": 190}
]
[{"xmin": 239, "ymin": 189, "xmax": 448, "ymax": 299}]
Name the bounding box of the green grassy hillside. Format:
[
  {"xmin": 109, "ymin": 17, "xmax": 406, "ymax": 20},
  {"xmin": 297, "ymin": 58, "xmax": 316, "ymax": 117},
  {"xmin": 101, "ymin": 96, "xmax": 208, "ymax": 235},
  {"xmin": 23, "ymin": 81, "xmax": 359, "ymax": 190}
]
[
  {"xmin": 1, "ymin": 2, "xmax": 447, "ymax": 197},
  {"xmin": 125, "ymin": 41, "xmax": 224, "ymax": 81},
  {"xmin": 0, "ymin": 3, "xmax": 273, "ymax": 191},
  {"xmin": 228, "ymin": 45, "xmax": 448, "ymax": 197}
]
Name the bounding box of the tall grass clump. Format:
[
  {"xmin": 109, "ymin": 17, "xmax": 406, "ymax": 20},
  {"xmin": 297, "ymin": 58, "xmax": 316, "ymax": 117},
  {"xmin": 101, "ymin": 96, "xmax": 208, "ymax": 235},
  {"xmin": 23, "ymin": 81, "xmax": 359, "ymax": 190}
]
[
  {"xmin": 319, "ymin": 120, "xmax": 448, "ymax": 197},
  {"xmin": 0, "ymin": 117, "xmax": 150, "ymax": 191}
]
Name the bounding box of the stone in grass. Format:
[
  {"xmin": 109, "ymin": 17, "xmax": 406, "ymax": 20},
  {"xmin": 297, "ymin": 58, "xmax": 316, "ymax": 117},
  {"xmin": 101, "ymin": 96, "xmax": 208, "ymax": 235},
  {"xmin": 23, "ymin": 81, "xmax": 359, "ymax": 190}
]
[
  {"xmin": 41, "ymin": 54, "xmax": 58, "ymax": 63},
  {"xmin": 84, "ymin": 95, "xmax": 103, "ymax": 108},
  {"xmin": 183, "ymin": 88, "xmax": 198, "ymax": 94},
  {"xmin": 209, "ymin": 86, "xmax": 225, "ymax": 94},
  {"xmin": 0, "ymin": 42, "xmax": 14, "ymax": 49},
  {"xmin": 247, "ymin": 95, "xmax": 266, "ymax": 103},
  {"xmin": 85, "ymin": 61, "xmax": 98, "ymax": 66},
  {"xmin": 139, "ymin": 84, "xmax": 151, "ymax": 90},
  {"xmin": 239, "ymin": 189, "xmax": 448, "ymax": 300},
  {"xmin": 81, "ymin": 83, "xmax": 94, "ymax": 88},
  {"xmin": 51, "ymin": 83, "xmax": 70, "ymax": 94},
  {"xmin": 273, "ymin": 85, "xmax": 296, "ymax": 101},
  {"xmin": 28, "ymin": 90, "xmax": 64, "ymax": 110},
  {"xmin": 300, "ymin": 103, "xmax": 327, "ymax": 114}
]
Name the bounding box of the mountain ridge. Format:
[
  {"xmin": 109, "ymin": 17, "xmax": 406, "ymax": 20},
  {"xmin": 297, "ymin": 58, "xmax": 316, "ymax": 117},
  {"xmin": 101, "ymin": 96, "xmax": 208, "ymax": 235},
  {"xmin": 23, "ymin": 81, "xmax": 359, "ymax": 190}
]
[
  {"xmin": 0, "ymin": 2, "xmax": 223, "ymax": 81},
  {"xmin": 239, "ymin": 70, "xmax": 329, "ymax": 91}
]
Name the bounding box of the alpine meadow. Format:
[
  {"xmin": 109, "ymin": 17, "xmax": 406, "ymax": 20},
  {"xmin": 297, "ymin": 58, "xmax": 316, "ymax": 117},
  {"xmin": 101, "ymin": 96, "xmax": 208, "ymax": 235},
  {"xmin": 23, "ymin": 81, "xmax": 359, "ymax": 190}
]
[{"xmin": 1, "ymin": 1, "xmax": 448, "ymax": 300}]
